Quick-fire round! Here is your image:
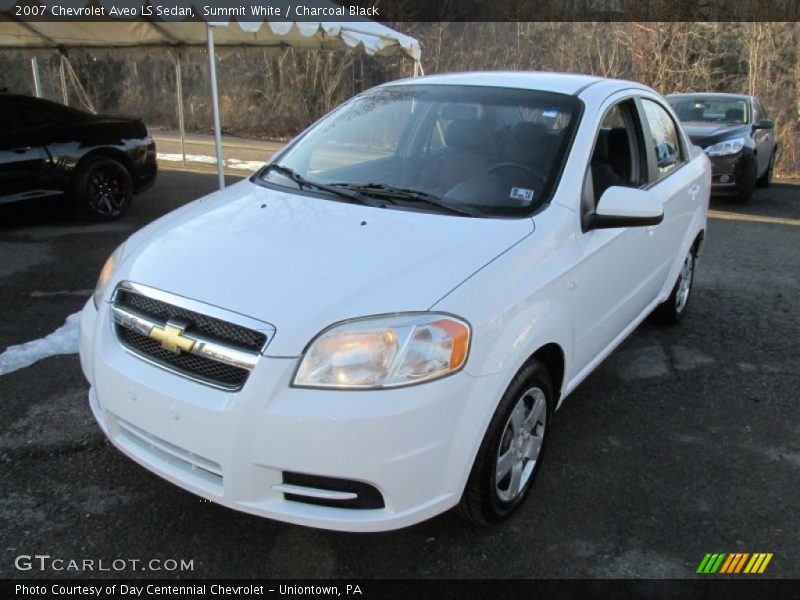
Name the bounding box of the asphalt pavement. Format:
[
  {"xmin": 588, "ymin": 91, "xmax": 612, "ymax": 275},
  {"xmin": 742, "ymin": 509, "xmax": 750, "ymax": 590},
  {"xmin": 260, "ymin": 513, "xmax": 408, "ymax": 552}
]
[{"xmin": 1, "ymin": 167, "xmax": 798, "ymax": 579}]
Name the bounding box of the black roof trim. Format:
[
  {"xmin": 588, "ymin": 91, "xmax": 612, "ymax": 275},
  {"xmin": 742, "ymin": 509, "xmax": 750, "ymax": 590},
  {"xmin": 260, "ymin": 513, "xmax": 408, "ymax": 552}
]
[{"xmin": 572, "ymin": 79, "xmax": 604, "ymax": 96}]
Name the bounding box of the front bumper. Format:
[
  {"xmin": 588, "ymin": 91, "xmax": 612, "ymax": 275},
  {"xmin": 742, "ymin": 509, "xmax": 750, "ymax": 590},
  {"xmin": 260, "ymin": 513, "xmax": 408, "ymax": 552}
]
[
  {"xmin": 79, "ymin": 299, "xmax": 507, "ymax": 531},
  {"xmin": 708, "ymin": 152, "xmax": 756, "ymax": 194}
]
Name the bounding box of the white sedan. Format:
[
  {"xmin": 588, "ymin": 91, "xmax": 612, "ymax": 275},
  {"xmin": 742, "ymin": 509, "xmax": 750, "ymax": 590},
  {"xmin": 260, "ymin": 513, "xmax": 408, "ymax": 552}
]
[{"xmin": 80, "ymin": 72, "xmax": 710, "ymax": 531}]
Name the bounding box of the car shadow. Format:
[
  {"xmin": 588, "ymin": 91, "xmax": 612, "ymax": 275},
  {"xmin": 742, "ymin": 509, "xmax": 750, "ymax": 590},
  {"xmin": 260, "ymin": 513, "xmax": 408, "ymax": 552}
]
[
  {"xmin": 709, "ymin": 180, "xmax": 800, "ymax": 221},
  {"xmin": 0, "ymin": 169, "xmax": 243, "ymax": 233}
]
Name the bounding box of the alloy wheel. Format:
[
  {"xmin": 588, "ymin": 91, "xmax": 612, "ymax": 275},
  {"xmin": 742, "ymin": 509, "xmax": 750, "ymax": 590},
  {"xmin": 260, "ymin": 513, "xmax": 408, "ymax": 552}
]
[
  {"xmin": 495, "ymin": 386, "xmax": 547, "ymax": 503},
  {"xmin": 675, "ymin": 251, "xmax": 694, "ymax": 314},
  {"xmin": 87, "ymin": 165, "xmax": 130, "ymax": 217}
]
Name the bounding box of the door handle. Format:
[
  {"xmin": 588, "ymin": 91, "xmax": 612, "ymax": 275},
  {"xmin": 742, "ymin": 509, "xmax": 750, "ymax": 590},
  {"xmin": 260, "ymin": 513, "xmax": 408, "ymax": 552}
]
[
  {"xmin": 688, "ymin": 184, "xmax": 701, "ymax": 199},
  {"xmin": 12, "ymin": 147, "xmax": 32, "ymax": 154}
]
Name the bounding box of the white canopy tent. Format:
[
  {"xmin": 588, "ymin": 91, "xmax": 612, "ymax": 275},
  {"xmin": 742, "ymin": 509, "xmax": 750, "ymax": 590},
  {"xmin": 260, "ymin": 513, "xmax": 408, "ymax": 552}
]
[{"xmin": 0, "ymin": 1, "xmax": 423, "ymax": 188}]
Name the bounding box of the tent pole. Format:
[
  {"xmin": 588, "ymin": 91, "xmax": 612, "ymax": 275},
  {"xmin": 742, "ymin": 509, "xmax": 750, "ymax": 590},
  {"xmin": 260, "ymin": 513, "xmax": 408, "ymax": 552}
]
[
  {"xmin": 206, "ymin": 24, "xmax": 225, "ymax": 189},
  {"xmin": 175, "ymin": 49, "xmax": 186, "ymax": 166},
  {"xmin": 59, "ymin": 55, "xmax": 69, "ymax": 105},
  {"xmin": 30, "ymin": 56, "xmax": 43, "ymax": 97}
]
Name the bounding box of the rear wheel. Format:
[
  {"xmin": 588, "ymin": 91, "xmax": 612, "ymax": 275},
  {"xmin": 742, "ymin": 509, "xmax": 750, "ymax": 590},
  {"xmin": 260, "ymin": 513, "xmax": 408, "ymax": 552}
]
[
  {"xmin": 456, "ymin": 359, "xmax": 553, "ymax": 525},
  {"xmin": 756, "ymin": 151, "xmax": 775, "ymax": 188},
  {"xmin": 653, "ymin": 247, "xmax": 695, "ymax": 325},
  {"xmin": 73, "ymin": 157, "xmax": 133, "ymax": 221}
]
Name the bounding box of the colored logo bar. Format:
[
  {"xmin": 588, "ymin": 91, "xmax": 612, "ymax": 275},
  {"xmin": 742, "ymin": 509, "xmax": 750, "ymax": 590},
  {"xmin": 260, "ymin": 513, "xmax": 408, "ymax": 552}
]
[{"xmin": 697, "ymin": 553, "xmax": 773, "ymax": 574}]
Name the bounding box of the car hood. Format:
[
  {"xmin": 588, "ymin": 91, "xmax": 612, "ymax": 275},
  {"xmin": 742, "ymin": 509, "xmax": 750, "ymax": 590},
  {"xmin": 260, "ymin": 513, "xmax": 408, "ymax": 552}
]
[
  {"xmin": 117, "ymin": 180, "xmax": 534, "ymax": 356},
  {"xmin": 680, "ymin": 122, "xmax": 750, "ymax": 148}
]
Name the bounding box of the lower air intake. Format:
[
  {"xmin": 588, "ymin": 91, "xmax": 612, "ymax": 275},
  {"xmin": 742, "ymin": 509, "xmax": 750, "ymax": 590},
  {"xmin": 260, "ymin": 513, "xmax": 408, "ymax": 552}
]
[{"xmin": 281, "ymin": 471, "xmax": 385, "ymax": 509}]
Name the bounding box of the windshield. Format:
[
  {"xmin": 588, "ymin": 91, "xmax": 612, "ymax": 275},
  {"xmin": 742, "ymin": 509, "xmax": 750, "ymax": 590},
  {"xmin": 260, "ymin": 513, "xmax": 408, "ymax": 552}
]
[
  {"xmin": 668, "ymin": 95, "xmax": 750, "ymax": 125},
  {"xmin": 256, "ymin": 85, "xmax": 581, "ymax": 217}
]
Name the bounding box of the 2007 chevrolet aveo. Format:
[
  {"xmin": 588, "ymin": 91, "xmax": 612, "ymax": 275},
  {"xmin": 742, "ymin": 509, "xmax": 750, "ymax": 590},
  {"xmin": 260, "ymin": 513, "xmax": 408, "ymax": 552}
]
[{"xmin": 80, "ymin": 72, "xmax": 710, "ymax": 531}]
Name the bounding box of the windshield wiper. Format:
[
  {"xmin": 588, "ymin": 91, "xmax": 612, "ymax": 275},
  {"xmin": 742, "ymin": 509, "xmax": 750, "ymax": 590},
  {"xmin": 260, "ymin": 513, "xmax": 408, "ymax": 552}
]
[
  {"xmin": 260, "ymin": 164, "xmax": 375, "ymax": 207},
  {"xmin": 328, "ymin": 183, "xmax": 481, "ymax": 217}
]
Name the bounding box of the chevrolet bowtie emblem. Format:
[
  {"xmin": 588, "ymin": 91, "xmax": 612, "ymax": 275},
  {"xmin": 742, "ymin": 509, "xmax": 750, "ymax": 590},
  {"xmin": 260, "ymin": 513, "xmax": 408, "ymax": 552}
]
[{"xmin": 147, "ymin": 320, "xmax": 195, "ymax": 354}]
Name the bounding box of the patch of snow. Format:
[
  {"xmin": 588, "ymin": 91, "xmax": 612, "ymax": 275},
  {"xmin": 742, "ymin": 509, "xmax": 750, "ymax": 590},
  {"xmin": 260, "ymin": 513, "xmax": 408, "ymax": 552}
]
[
  {"xmin": 227, "ymin": 159, "xmax": 266, "ymax": 171},
  {"xmin": 158, "ymin": 152, "xmax": 216, "ymax": 165},
  {"xmin": 0, "ymin": 312, "xmax": 81, "ymax": 376},
  {"xmin": 157, "ymin": 153, "xmax": 264, "ymax": 173}
]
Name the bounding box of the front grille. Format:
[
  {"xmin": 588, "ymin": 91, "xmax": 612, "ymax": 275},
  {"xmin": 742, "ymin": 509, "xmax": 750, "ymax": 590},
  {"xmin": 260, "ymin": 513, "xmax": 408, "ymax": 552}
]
[
  {"xmin": 118, "ymin": 326, "xmax": 249, "ymax": 389},
  {"xmin": 116, "ymin": 289, "xmax": 266, "ymax": 351},
  {"xmin": 112, "ymin": 285, "xmax": 271, "ymax": 391}
]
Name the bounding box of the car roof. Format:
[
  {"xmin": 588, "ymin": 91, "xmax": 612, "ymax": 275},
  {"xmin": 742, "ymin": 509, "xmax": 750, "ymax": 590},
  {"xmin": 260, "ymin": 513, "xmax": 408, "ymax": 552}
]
[
  {"xmin": 0, "ymin": 93, "xmax": 92, "ymax": 118},
  {"xmin": 386, "ymin": 71, "xmax": 644, "ymax": 96},
  {"xmin": 667, "ymin": 92, "xmax": 752, "ymax": 100},
  {"xmin": 3, "ymin": 93, "xmax": 65, "ymax": 105}
]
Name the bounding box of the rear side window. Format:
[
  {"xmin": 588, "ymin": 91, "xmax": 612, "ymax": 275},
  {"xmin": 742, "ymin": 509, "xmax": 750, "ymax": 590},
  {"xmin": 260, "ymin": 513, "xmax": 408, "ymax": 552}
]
[
  {"xmin": 0, "ymin": 100, "xmax": 21, "ymax": 136},
  {"xmin": 641, "ymin": 99, "xmax": 685, "ymax": 180},
  {"xmin": 17, "ymin": 104, "xmax": 59, "ymax": 132}
]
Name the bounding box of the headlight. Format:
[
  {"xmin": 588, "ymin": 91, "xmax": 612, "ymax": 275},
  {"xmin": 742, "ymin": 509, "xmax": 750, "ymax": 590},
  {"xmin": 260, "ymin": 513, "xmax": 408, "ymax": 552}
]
[
  {"xmin": 705, "ymin": 137, "xmax": 746, "ymax": 157},
  {"xmin": 92, "ymin": 244, "xmax": 125, "ymax": 309},
  {"xmin": 294, "ymin": 313, "xmax": 470, "ymax": 389}
]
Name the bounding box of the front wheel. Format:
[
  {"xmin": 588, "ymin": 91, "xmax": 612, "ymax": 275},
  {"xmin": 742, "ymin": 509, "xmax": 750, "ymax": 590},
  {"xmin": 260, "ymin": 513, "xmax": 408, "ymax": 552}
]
[
  {"xmin": 456, "ymin": 359, "xmax": 553, "ymax": 525},
  {"xmin": 756, "ymin": 151, "xmax": 775, "ymax": 188},
  {"xmin": 73, "ymin": 157, "xmax": 133, "ymax": 221},
  {"xmin": 653, "ymin": 248, "xmax": 695, "ymax": 325},
  {"xmin": 735, "ymin": 158, "xmax": 757, "ymax": 203}
]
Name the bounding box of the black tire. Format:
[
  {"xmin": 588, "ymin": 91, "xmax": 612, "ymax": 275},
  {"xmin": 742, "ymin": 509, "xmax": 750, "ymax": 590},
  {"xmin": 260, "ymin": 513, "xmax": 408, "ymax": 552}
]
[
  {"xmin": 456, "ymin": 359, "xmax": 554, "ymax": 525},
  {"xmin": 735, "ymin": 158, "xmax": 757, "ymax": 203},
  {"xmin": 73, "ymin": 157, "xmax": 133, "ymax": 221},
  {"xmin": 653, "ymin": 246, "xmax": 696, "ymax": 325},
  {"xmin": 756, "ymin": 151, "xmax": 775, "ymax": 188}
]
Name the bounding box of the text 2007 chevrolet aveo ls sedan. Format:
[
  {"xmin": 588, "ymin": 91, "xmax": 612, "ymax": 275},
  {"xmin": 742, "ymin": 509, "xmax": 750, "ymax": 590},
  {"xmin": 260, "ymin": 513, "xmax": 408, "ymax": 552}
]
[{"xmin": 80, "ymin": 72, "xmax": 710, "ymax": 531}]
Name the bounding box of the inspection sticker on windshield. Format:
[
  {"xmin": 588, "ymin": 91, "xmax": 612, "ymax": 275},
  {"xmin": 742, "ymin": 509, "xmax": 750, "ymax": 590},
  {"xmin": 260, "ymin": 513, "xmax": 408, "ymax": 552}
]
[{"xmin": 510, "ymin": 187, "xmax": 535, "ymax": 202}]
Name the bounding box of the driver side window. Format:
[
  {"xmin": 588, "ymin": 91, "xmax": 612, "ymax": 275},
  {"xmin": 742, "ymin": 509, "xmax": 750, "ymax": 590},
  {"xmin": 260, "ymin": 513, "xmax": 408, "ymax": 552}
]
[{"xmin": 583, "ymin": 100, "xmax": 644, "ymax": 217}]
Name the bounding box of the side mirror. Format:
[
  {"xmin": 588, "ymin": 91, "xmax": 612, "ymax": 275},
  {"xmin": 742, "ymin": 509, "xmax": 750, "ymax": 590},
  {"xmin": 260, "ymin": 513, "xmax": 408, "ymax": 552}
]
[
  {"xmin": 755, "ymin": 118, "xmax": 774, "ymax": 130},
  {"xmin": 586, "ymin": 186, "xmax": 664, "ymax": 230}
]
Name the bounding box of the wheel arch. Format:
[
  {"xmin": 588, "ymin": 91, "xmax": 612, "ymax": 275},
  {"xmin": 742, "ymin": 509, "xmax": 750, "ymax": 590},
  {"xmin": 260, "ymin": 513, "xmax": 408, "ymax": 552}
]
[
  {"xmin": 73, "ymin": 147, "xmax": 136, "ymax": 186},
  {"xmin": 453, "ymin": 340, "xmax": 567, "ymax": 523},
  {"xmin": 693, "ymin": 228, "xmax": 706, "ymax": 260},
  {"xmin": 528, "ymin": 343, "xmax": 566, "ymax": 407}
]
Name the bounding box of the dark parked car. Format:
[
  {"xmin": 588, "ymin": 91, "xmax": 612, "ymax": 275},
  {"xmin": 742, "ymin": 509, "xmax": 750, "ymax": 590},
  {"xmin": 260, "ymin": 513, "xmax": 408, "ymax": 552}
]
[
  {"xmin": 0, "ymin": 94, "xmax": 156, "ymax": 220},
  {"xmin": 666, "ymin": 92, "xmax": 777, "ymax": 202}
]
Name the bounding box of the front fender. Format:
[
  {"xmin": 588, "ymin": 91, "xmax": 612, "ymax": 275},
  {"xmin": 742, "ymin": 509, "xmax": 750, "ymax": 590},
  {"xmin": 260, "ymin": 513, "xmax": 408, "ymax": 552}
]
[
  {"xmin": 465, "ymin": 299, "xmax": 574, "ymax": 398},
  {"xmin": 432, "ymin": 206, "xmax": 579, "ymax": 402}
]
